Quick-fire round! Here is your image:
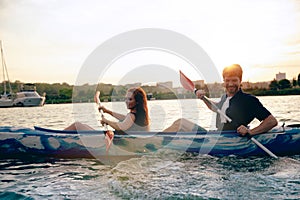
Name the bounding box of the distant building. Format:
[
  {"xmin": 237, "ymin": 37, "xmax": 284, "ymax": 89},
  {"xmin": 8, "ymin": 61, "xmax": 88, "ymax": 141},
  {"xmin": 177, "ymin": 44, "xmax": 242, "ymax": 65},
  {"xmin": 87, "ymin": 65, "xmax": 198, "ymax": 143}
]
[
  {"xmin": 207, "ymin": 82, "xmax": 224, "ymax": 97},
  {"xmin": 174, "ymin": 87, "xmax": 185, "ymax": 94},
  {"xmin": 193, "ymin": 80, "xmax": 205, "ymax": 88},
  {"xmin": 125, "ymin": 82, "xmax": 142, "ymax": 88},
  {"xmin": 276, "ymin": 72, "xmax": 286, "ymax": 81},
  {"xmin": 157, "ymin": 81, "xmax": 173, "ymax": 89},
  {"xmin": 242, "ymin": 81, "xmax": 270, "ymax": 89}
]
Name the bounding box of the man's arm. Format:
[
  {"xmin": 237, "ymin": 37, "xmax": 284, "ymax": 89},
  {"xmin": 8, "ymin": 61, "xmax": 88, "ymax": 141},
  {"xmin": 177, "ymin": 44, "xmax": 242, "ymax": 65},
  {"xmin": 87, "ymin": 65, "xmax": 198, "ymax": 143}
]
[
  {"xmin": 237, "ymin": 115, "xmax": 278, "ymax": 136},
  {"xmin": 195, "ymin": 90, "xmax": 218, "ymax": 112}
]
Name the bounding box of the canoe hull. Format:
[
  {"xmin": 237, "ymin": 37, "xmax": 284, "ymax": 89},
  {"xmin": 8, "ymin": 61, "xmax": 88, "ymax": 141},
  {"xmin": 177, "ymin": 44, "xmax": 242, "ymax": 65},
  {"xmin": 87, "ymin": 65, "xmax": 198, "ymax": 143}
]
[{"xmin": 1, "ymin": 126, "xmax": 300, "ymax": 161}]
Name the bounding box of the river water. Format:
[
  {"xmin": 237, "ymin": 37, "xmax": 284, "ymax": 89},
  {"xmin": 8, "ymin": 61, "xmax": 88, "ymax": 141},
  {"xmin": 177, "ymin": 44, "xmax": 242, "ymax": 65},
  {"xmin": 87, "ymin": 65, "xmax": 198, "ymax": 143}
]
[{"xmin": 0, "ymin": 96, "xmax": 300, "ymax": 199}]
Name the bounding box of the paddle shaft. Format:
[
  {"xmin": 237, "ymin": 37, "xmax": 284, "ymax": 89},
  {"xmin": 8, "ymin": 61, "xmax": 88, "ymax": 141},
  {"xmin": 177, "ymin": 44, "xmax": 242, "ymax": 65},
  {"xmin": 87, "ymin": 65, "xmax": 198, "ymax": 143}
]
[
  {"xmin": 95, "ymin": 91, "xmax": 108, "ymax": 130},
  {"xmin": 202, "ymin": 96, "xmax": 232, "ymax": 123},
  {"xmin": 202, "ymin": 96, "xmax": 278, "ymax": 159}
]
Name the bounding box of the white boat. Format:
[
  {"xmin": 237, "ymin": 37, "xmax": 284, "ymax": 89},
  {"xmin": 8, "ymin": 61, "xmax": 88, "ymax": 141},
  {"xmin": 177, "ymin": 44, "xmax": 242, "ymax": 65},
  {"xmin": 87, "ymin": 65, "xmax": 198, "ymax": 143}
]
[
  {"xmin": 13, "ymin": 83, "xmax": 46, "ymax": 107},
  {"xmin": 0, "ymin": 40, "xmax": 14, "ymax": 108},
  {"xmin": 0, "ymin": 94, "xmax": 14, "ymax": 107}
]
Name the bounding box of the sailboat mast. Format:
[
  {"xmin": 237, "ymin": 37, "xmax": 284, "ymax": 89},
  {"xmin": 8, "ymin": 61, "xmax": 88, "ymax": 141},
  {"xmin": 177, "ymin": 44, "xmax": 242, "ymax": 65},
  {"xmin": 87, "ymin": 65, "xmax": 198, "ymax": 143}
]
[
  {"xmin": 0, "ymin": 40, "xmax": 6, "ymax": 95},
  {"xmin": 0, "ymin": 40, "xmax": 12, "ymax": 95}
]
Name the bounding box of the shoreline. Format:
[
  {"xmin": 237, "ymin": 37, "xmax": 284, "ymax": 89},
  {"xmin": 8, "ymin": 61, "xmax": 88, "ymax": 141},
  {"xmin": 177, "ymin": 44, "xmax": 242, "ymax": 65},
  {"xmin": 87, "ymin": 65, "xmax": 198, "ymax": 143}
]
[
  {"xmin": 46, "ymin": 92, "xmax": 300, "ymax": 104},
  {"xmin": 1, "ymin": 81, "xmax": 300, "ymax": 104}
]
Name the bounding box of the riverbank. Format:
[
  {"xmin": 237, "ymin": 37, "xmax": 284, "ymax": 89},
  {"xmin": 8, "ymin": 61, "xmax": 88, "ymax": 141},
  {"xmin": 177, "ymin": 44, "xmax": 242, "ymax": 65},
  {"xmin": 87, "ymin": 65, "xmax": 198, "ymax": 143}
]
[
  {"xmin": 2, "ymin": 81, "xmax": 300, "ymax": 104},
  {"xmin": 244, "ymin": 87, "xmax": 300, "ymax": 96},
  {"xmin": 47, "ymin": 87, "xmax": 300, "ymax": 104}
]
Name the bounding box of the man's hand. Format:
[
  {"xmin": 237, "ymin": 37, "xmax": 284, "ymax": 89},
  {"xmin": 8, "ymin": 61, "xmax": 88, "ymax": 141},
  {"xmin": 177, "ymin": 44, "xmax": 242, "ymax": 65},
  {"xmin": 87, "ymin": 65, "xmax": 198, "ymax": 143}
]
[
  {"xmin": 195, "ymin": 89, "xmax": 206, "ymax": 100},
  {"xmin": 237, "ymin": 125, "xmax": 250, "ymax": 136}
]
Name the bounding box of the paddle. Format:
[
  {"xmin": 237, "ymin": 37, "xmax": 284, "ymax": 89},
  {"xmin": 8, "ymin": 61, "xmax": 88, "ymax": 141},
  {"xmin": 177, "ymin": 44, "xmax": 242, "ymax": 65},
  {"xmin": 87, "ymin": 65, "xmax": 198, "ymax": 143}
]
[
  {"xmin": 94, "ymin": 91, "xmax": 114, "ymax": 152},
  {"xmin": 179, "ymin": 70, "xmax": 278, "ymax": 159}
]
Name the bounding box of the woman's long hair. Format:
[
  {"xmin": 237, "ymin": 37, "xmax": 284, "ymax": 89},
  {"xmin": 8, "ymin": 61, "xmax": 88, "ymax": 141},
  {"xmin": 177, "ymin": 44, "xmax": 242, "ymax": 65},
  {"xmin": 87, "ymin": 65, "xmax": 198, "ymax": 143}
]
[{"xmin": 128, "ymin": 87, "xmax": 150, "ymax": 126}]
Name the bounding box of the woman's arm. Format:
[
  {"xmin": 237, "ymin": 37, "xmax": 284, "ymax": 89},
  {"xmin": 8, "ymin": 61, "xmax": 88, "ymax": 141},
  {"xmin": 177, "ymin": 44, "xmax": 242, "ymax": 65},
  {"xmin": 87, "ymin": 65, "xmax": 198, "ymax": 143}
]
[
  {"xmin": 101, "ymin": 113, "xmax": 135, "ymax": 131},
  {"xmin": 99, "ymin": 106, "xmax": 126, "ymax": 120}
]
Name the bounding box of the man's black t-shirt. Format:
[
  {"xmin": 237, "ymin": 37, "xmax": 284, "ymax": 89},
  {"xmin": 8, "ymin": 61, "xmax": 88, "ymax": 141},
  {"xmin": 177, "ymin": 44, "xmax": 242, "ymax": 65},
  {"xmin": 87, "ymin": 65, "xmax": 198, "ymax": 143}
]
[{"xmin": 216, "ymin": 89, "xmax": 271, "ymax": 131}]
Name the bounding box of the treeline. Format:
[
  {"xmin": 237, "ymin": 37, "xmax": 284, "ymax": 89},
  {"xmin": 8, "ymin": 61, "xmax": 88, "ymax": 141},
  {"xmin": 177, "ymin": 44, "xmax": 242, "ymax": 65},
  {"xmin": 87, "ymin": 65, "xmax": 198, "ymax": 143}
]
[
  {"xmin": 0, "ymin": 81, "xmax": 186, "ymax": 104},
  {"xmin": 269, "ymin": 76, "xmax": 300, "ymax": 90},
  {"xmin": 1, "ymin": 75, "xmax": 300, "ymax": 104},
  {"xmin": 245, "ymin": 74, "xmax": 300, "ymax": 96},
  {"xmin": 244, "ymin": 88, "xmax": 300, "ymax": 96},
  {"xmin": 72, "ymin": 83, "xmax": 183, "ymax": 103}
]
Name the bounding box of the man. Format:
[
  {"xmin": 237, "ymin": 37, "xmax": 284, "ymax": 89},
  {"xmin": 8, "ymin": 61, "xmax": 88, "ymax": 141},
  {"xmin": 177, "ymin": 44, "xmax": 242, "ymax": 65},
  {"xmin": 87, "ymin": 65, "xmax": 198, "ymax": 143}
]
[{"xmin": 164, "ymin": 64, "xmax": 278, "ymax": 136}]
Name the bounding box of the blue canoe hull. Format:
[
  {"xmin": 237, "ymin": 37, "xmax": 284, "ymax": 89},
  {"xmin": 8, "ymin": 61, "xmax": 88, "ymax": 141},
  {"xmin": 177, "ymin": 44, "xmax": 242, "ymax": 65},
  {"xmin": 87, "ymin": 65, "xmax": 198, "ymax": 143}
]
[{"xmin": 0, "ymin": 126, "xmax": 300, "ymax": 160}]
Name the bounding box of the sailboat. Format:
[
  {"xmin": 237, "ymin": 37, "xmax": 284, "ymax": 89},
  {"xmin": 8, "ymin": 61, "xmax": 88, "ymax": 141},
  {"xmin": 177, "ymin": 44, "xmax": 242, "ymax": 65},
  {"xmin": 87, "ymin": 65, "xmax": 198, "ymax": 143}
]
[
  {"xmin": 0, "ymin": 40, "xmax": 14, "ymax": 108},
  {"xmin": 0, "ymin": 41, "xmax": 46, "ymax": 107}
]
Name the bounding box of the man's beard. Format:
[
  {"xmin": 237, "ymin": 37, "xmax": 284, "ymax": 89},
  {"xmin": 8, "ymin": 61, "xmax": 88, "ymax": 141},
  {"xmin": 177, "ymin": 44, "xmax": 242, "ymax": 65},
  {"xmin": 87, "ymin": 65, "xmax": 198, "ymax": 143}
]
[{"xmin": 226, "ymin": 85, "xmax": 239, "ymax": 94}]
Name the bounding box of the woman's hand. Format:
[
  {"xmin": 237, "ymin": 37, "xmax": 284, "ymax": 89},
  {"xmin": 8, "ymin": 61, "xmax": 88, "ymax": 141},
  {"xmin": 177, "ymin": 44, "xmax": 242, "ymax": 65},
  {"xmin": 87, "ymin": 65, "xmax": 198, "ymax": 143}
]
[
  {"xmin": 98, "ymin": 106, "xmax": 110, "ymax": 114},
  {"xmin": 100, "ymin": 116, "xmax": 108, "ymax": 126}
]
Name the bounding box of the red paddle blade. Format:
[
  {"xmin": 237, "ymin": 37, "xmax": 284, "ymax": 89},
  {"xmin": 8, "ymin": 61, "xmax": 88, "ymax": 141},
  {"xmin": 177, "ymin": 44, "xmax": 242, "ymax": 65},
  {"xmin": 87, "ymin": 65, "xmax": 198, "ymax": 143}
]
[
  {"xmin": 180, "ymin": 70, "xmax": 195, "ymax": 91},
  {"xmin": 105, "ymin": 130, "xmax": 114, "ymax": 152},
  {"xmin": 94, "ymin": 91, "xmax": 100, "ymax": 104}
]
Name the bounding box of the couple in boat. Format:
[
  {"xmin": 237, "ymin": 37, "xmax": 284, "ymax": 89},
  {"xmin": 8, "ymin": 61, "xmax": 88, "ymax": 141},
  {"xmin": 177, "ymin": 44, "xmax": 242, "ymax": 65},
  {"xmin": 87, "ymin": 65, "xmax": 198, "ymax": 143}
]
[{"xmin": 65, "ymin": 64, "xmax": 277, "ymax": 136}]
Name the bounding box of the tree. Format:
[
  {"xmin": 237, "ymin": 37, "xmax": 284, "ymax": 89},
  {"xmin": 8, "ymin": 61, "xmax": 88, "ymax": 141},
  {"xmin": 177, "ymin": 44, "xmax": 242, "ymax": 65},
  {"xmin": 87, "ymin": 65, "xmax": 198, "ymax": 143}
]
[
  {"xmin": 292, "ymin": 78, "xmax": 297, "ymax": 87},
  {"xmin": 59, "ymin": 88, "xmax": 72, "ymax": 99},
  {"xmin": 278, "ymin": 79, "xmax": 291, "ymax": 89},
  {"xmin": 298, "ymin": 73, "xmax": 300, "ymax": 86},
  {"xmin": 269, "ymin": 79, "xmax": 279, "ymax": 90}
]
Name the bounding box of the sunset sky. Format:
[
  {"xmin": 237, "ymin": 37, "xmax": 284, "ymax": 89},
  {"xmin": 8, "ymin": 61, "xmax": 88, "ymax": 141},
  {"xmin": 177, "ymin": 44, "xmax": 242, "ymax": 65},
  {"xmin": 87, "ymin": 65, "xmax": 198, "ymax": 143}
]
[{"xmin": 0, "ymin": 0, "xmax": 299, "ymax": 86}]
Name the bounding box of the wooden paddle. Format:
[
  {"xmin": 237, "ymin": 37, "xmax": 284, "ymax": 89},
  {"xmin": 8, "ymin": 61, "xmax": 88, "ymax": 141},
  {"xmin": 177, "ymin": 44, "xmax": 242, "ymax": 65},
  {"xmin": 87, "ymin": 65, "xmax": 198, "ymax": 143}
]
[
  {"xmin": 179, "ymin": 70, "xmax": 278, "ymax": 159},
  {"xmin": 94, "ymin": 91, "xmax": 114, "ymax": 152}
]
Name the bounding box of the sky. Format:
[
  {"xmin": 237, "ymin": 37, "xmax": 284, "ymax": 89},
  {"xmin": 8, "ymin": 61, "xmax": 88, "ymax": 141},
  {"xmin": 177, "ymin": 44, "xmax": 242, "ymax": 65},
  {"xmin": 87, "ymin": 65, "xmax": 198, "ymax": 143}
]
[{"xmin": 0, "ymin": 0, "xmax": 300, "ymax": 86}]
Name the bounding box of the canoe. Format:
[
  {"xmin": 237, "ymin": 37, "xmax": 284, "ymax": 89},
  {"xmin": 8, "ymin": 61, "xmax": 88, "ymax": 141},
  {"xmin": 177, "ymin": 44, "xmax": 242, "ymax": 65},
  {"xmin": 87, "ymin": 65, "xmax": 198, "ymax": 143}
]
[{"xmin": 0, "ymin": 126, "xmax": 299, "ymax": 161}]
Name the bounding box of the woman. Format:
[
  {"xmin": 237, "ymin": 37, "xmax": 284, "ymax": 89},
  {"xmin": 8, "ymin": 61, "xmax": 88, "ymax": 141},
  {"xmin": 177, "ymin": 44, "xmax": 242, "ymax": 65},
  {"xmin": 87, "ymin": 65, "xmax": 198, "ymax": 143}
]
[{"xmin": 64, "ymin": 87, "xmax": 150, "ymax": 132}]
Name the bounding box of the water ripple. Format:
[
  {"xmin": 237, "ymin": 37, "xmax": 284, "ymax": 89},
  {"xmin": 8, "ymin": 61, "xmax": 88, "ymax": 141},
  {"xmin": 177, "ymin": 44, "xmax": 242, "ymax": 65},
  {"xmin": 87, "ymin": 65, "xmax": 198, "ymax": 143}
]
[{"xmin": 0, "ymin": 97, "xmax": 300, "ymax": 199}]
